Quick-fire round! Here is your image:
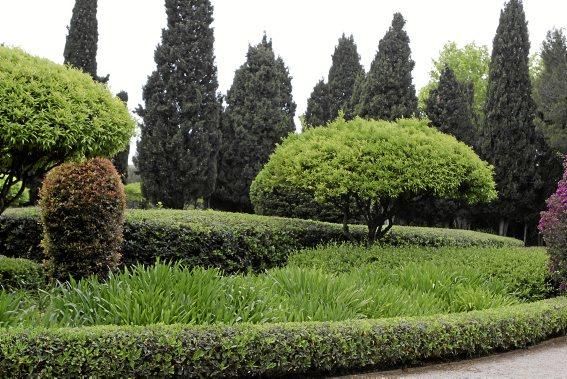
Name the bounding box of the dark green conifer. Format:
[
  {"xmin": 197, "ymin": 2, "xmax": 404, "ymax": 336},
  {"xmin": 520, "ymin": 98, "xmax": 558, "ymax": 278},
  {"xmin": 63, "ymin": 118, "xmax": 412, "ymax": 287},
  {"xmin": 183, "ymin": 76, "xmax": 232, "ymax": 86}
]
[
  {"xmin": 359, "ymin": 13, "xmax": 417, "ymax": 120},
  {"xmin": 136, "ymin": 0, "xmax": 221, "ymax": 209},
  {"xmin": 63, "ymin": 0, "xmax": 107, "ymax": 82},
  {"xmin": 112, "ymin": 91, "xmax": 130, "ymax": 184},
  {"xmin": 535, "ymin": 29, "xmax": 567, "ymax": 153},
  {"xmin": 213, "ymin": 36, "xmax": 296, "ymax": 211},
  {"xmin": 482, "ymin": 0, "xmax": 552, "ymax": 239},
  {"xmin": 426, "ymin": 66, "xmax": 476, "ymax": 147},
  {"xmin": 328, "ymin": 34, "xmax": 365, "ymax": 119},
  {"xmin": 304, "ymin": 80, "xmax": 331, "ymax": 128}
]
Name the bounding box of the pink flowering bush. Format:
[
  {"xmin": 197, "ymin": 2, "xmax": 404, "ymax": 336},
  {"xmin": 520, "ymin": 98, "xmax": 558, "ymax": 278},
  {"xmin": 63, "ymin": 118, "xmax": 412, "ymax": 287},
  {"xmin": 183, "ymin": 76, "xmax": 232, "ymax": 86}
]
[{"xmin": 539, "ymin": 158, "xmax": 567, "ymax": 293}]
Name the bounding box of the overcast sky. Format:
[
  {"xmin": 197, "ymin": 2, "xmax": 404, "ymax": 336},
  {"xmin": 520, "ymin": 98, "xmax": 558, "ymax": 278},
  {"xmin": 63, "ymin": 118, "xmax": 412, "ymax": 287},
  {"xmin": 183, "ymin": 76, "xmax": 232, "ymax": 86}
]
[{"xmin": 1, "ymin": 0, "xmax": 566, "ymax": 160}]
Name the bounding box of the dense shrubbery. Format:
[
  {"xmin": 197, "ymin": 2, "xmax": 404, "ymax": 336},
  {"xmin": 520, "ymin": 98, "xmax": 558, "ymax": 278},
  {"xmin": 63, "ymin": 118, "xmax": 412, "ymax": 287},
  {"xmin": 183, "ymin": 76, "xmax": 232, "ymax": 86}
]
[
  {"xmin": 0, "ymin": 257, "xmax": 44, "ymax": 291},
  {"xmin": 0, "ymin": 208, "xmax": 522, "ymax": 272},
  {"xmin": 0, "ymin": 296, "xmax": 565, "ymax": 377},
  {"xmin": 540, "ymin": 159, "xmax": 567, "ymax": 293},
  {"xmin": 252, "ymin": 117, "xmax": 496, "ymax": 243},
  {"xmin": 0, "ymin": 46, "xmax": 135, "ymax": 215},
  {"xmin": 40, "ymin": 158, "xmax": 126, "ymax": 281},
  {"xmin": 289, "ymin": 245, "xmax": 552, "ymax": 301}
]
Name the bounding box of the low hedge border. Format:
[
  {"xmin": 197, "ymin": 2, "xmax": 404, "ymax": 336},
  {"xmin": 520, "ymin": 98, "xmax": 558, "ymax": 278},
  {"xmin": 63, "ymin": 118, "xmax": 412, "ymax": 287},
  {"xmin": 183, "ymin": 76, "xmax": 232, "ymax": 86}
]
[
  {"xmin": 0, "ymin": 208, "xmax": 523, "ymax": 273},
  {"xmin": 0, "ymin": 296, "xmax": 565, "ymax": 377}
]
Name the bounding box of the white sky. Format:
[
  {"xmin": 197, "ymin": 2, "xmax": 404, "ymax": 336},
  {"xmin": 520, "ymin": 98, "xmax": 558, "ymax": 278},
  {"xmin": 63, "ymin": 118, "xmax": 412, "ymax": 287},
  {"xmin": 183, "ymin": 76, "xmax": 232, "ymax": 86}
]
[{"xmin": 1, "ymin": 0, "xmax": 566, "ymax": 161}]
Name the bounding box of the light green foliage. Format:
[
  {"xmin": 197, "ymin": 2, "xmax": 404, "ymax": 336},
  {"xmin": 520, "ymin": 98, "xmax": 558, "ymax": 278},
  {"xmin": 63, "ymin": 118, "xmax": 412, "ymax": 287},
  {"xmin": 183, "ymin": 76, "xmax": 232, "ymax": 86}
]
[
  {"xmin": 0, "ymin": 46, "xmax": 135, "ymax": 214},
  {"xmin": 0, "ymin": 178, "xmax": 28, "ymax": 207},
  {"xmin": 0, "ymin": 243, "xmax": 548, "ymax": 328},
  {"xmin": 124, "ymin": 182, "xmax": 144, "ymax": 205},
  {"xmin": 251, "ymin": 117, "xmax": 496, "ymax": 242},
  {"xmin": 418, "ymin": 42, "xmax": 490, "ymax": 117}
]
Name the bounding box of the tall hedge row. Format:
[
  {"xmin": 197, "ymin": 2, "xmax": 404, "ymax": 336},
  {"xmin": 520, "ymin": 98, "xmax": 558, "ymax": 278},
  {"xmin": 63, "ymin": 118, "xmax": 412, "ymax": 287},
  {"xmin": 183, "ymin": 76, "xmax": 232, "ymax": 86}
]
[
  {"xmin": 0, "ymin": 296, "xmax": 565, "ymax": 377},
  {"xmin": 0, "ymin": 209, "xmax": 522, "ymax": 273}
]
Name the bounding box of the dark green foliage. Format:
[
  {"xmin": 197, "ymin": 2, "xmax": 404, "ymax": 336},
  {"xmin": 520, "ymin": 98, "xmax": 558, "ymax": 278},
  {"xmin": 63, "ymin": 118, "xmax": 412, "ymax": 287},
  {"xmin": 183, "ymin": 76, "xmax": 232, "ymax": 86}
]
[
  {"xmin": 252, "ymin": 185, "xmax": 344, "ymax": 223},
  {"xmin": 535, "ymin": 29, "xmax": 567, "ymax": 154},
  {"xmin": 0, "ymin": 297, "xmax": 566, "ymax": 376},
  {"xmin": 40, "ymin": 158, "xmax": 125, "ymax": 281},
  {"xmin": 481, "ymin": 0, "xmax": 555, "ymax": 233},
  {"xmin": 112, "ymin": 91, "xmax": 130, "ymax": 184},
  {"xmin": 359, "ymin": 13, "xmax": 417, "ymax": 120},
  {"xmin": 426, "ymin": 66, "xmax": 476, "ymax": 147},
  {"xmin": 0, "ymin": 208, "xmax": 523, "ymax": 273},
  {"xmin": 0, "ymin": 257, "xmax": 44, "ymax": 291},
  {"xmin": 136, "ymin": 0, "xmax": 221, "ymax": 209},
  {"xmin": 213, "ymin": 36, "xmax": 296, "ymax": 211},
  {"xmin": 304, "ymin": 79, "xmax": 332, "ymax": 128},
  {"xmin": 328, "ymin": 34, "xmax": 365, "ymax": 120},
  {"xmin": 63, "ymin": 0, "xmax": 107, "ymax": 82}
]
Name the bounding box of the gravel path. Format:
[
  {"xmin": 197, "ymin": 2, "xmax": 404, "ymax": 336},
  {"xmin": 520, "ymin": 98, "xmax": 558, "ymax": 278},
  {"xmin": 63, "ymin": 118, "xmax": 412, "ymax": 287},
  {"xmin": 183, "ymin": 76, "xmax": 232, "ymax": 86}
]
[{"xmin": 336, "ymin": 336, "xmax": 567, "ymax": 378}]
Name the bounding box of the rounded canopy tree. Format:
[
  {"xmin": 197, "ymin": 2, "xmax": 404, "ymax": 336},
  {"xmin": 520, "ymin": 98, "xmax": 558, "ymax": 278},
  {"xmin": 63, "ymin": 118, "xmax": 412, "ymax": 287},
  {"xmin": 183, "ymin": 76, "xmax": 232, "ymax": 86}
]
[
  {"xmin": 0, "ymin": 46, "xmax": 135, "ymax": 214},
  {"xmin": 251, "ymin": 117, "xmax": 497, "ymax": 244}
]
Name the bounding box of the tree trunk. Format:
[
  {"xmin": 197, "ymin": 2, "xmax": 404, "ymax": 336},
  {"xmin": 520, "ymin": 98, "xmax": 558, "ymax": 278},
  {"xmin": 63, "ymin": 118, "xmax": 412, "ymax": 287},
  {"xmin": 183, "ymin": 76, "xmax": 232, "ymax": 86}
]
[
  {"xmin": 367, "ymin": 223, "xmax": 378, "ymax": 247},
  {"xmin": 342, "ymin": 211, "xmax": 351, "ymax": 241},
  {"xmin": 523, "ymin": 223, "xmax": 528, "ymax": 246},
  {"xmin": 498, "ymin": 219, "xmax": 509, "ymax": 236}
]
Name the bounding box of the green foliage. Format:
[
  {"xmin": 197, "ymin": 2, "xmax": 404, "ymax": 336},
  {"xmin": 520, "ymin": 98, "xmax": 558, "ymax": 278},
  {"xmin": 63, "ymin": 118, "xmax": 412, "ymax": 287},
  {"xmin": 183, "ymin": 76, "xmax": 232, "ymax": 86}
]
[
  {"xmin": 124, "ymin": 182, "xmax": 145, "ymax": 208},
  {"xmin": 0, "ymin": 208, "xmax": 522, "ymax": 271},
  {"xmin": 534, "ymin": 29, "xmax": 567, "ymax": 154},
  {"xmin": 0, "ymin": 257, "xmax": 44, "ymax": 292},
  {"xmin": 0, "ymin": 296, "xmax": 565, "ymax": 376},
  {"xmin": 304, "ymin": 79, "xmax": 332, "ymax": 128},
  {"xmin": 213, "ymin": 35, "xmax": 296, "ymax": 211},
  {"xmin": 418, "ymin": 42, "xmax": 490, "ymax": 118},
  {"xmin": 359, "ymin": 13, "xmax": 417, "ymax": 120},
  {"xmin": 426, "ymin": 66, "xmax": 476, "ymax": 147},
  {"xmin": 63, "ymin": 0, "xmax": 105, "ymax": 81},
  {"xmin": 40, "ymin": 158, "xmax": 125, "ymax": 281},
  {"xmin": 481, "ymin": 0, "xmax": 554, "ymax": 226},
  {"xmin": 251, "ymin": 117, "xmax": 496, "ymax": 243},
  {"xmin": 289, "ymin": 245, "xmax": 551, "ymax": 301},
  {"xmin": 0, "ymin": 46, "xmax": 135, "ymax": 215},
  {"xmin": 111, "ymin": 91, "xmax": 130, "ymax": 183},
  {"xmin": 0, "ymin": 178, "xmax": 28, "ymax": 207},
  {"xmin": 136, "ymin": 0, "xmax": 221, "ymax": 209}
]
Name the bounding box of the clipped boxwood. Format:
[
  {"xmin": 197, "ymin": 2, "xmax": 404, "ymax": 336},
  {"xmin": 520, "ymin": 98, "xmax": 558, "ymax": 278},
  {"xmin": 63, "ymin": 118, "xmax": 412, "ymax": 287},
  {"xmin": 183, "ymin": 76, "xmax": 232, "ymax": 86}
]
[
  {"xmin": 0, "ymin": 208, "xmax": 522, "ymax": 273},
  {"xmin": 0, "ymin": 257, "xmax": 44, "ymax": 291},
  {"xmin": 0, "ymin": 296, "xmax": 565, "ymax": 377}
]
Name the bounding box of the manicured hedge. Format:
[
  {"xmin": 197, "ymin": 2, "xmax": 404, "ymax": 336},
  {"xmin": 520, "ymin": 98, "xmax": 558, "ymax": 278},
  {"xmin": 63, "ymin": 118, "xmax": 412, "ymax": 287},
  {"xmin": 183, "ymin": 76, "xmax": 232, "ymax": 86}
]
[
  {"xmin": 0, "ymin": 257, "xmax": 44, "ymax": 291},
  {"xmin": 0, "ymin": 296, "xmax": 565, "ymax": 377},
  {"xmin": 0, "ymin": 208, "xmax": 522, "ymax": 273}
]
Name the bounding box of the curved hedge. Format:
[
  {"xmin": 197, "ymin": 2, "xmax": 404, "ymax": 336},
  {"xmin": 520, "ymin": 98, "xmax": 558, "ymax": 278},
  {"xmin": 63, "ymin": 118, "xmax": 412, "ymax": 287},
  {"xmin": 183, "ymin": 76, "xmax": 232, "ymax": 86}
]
[
  {"xmin": 0, "ymin": 296, "xmax": 565, "ymax": 377},
  {"xmin": 0, "ymin": 257, "xmax": 44, "ymax": 291},
  {"xmin": 0, "ymin": 208, "xmax": 522, "ymax": 273}
]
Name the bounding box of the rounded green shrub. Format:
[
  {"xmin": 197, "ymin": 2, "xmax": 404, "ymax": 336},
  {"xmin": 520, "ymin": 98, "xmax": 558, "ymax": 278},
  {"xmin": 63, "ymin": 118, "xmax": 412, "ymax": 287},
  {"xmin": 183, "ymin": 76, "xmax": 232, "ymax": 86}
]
[
  {"xmin": 39, "ymin": 158, "xmax": 125, "ymax": 281},
  {"xmin": 0, "ymin": 257, "xmax": 44, "ymax": 291},
  {"xmin": 0, "ymin": 46, "xmax": 135, "ymax": 215},
  {"xmin": 251, "ymin": 117, "xmax": 497, "ymax": 243}
]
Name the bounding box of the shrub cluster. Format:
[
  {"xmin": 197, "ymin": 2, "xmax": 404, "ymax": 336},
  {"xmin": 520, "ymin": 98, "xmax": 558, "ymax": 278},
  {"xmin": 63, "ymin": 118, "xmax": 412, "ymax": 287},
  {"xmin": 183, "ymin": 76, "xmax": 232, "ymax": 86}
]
[
  {"xmin": 1, "ymin": 209, "xmax": 522, "ymax": 273},
  {"xmin": 539, "ymin": 159, "xmax": 567, "ymax": 293},
  {"xmin": 0, "ymin": 297, "xmax": 565, "ymax": 377},
  {"xmin": 0, "ymin": 257, "xmax": 44, "ymax": 291},
  {"xmin": 40, "ymin": 158, "xmax": 125, "ymax": 281}
]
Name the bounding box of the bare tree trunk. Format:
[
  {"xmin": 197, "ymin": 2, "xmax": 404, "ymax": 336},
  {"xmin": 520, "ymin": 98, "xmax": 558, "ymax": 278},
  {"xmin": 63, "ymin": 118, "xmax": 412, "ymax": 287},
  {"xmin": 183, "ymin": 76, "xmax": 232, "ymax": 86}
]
[
  {"xmin": 498, "ymin": 219, "xmax": 509, "ymax": 236},
  {"xmin": 523, "ymin": 223, "xmax": 528, "ymax": 246}
]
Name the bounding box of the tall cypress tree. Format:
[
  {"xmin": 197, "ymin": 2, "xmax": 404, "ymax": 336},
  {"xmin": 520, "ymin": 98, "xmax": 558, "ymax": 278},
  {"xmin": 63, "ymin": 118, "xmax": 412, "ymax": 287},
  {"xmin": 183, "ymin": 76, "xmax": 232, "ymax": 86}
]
[
  {"xmin": 482, "ymin": 0, "xmax": 549, "ymax": 238},
  {"xmin": 213, "ymin": 36, "xmax": 296, "ymax": 211},
  {"xmin": 328, "ymin": 34, "xmax": 365, "ymax": 119},
  {"xmin": 63, "ymin": 0, "xmax": 107, "ymax": 82},
  {"xmin": 136, "ymin": 0, "xmax": 221, "ymax": 209},
  {"xmin": 359, "ymin": 13, "xmax": 417, "ymax": 120},
  {"xmin": 304, "ymin": 80, "xmax": 332, "ymax": 128},
  {"xmin": 112, "ymin": 91, "xmax": 130, "ymax": 184},
  {"xmin": 535, "ymin": 29, "xmax": 567, "ymax": 154},
  {"xmin": 426, "ymin": 66, "xmax": 476, "ymax": 147}
]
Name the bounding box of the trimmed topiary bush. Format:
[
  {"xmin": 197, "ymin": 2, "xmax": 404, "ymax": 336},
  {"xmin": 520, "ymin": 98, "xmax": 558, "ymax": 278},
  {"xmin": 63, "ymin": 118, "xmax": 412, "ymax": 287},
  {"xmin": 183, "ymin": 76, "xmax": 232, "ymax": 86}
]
[
  {"xmin": 0, "ymin": 46, "xmax": 135, "ymax": 215},
  {"xmin": 39, "ymin": 158, "xmax": 125, "ymax": 281},
  {"xmin": 539, "ymin": 158, "xmax": 567, "ymax": 293},
  {"xmin": 0, "ymin": 257, "xmax": 44, "ymax": 291}
]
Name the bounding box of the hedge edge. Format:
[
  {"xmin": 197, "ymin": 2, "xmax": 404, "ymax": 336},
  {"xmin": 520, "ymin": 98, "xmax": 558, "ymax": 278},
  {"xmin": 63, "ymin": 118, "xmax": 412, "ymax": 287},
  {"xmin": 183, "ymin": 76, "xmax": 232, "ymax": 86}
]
[{"xmin": 1, "ymin": 296, "xmax": 566, "ymax": 377}]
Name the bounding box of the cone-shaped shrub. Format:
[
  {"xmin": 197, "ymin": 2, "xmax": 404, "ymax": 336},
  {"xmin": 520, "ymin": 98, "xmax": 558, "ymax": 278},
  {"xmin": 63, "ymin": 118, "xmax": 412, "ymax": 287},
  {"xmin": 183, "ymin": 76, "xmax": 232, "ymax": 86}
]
[{"xmin": 40, "ymin": 158, "xmax": 125, "ymax": 281}]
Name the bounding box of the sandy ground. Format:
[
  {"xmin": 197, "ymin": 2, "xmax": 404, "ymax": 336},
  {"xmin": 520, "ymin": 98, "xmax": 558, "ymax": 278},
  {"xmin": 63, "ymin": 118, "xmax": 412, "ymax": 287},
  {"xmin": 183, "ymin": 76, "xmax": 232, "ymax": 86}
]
[{"xmin": 336, "ymin": 336, "xmax": 567, "ymax": 379}]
